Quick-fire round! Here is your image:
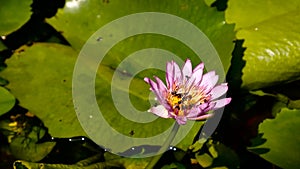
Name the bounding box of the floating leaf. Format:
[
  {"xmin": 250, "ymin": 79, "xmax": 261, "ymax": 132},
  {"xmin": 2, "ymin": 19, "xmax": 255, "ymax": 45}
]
[
  {"xmin": 2, "ymin": 0, "xmax": 235, "ymax": 157},
  {"xmin": 0, "ymin": 86, "xmax": 15, "ymax": 115},
  {"xmin": 196, "ymin": 153, "xmax": 213, "ymax": 168},
  {"xmin": 249, "ymin": 108, "xmax": 300, "ymax": 169},
  {"xmin": 195, "ymin": 141, "xmax": 239, "ymax": 169},
  {"xmin": 161, "ymin": 163, "xmax": 185, "ymax": 169},
  {"xmin": 226, "ymin": 0, "xmax": 300, "ymax": 89},
  {"xmin": 14, "ymin": 158, "xmax": 123, "ymax": 169},
  {"xmin": 10, "ymin": 137, "xmax": 56, "ymax": 162},
  {"xmin": 226, "ymin": 0, "xmax": 300, "ymax": 30},
  {"xmin": 0, "ymin": 0, "xmax": 32, "ymax": 36},
  {"xmin": 48, "ymin": 0, "xmax": 235, "ymax": 73},
  {"xmin": 204, "ymin": 0, "xmax": 216, "ymax": 7},
  {"xmin": 9, "ymin": 124, "xmax": 56, "ymax": 162},
  {"xmin": 1, "ymin": 42, "xmax": 202, "ymax": 156},
  {"xmin": 0, "ymin": 43, "xmax": 86, "ymax": 137}
]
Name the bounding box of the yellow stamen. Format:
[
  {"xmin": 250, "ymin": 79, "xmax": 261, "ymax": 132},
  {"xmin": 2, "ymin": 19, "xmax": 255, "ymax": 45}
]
[{"xmin": 167, "ymin": 87, "xmax": 210, "ymax": 117}]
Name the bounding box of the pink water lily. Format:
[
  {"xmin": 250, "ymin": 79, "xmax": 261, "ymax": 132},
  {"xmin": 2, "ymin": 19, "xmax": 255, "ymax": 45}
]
[{"xmin": 144, "ymin": 59, "xmax": 231, "ymax": 125}]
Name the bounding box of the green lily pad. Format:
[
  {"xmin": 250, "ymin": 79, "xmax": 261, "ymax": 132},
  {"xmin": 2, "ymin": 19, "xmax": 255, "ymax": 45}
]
[
  {"xmin": 0, "ymin": 43, "xmax": 204, "ymax": 156},
  {"xmin": 9, "ymin": 125, "xmax": 56, "ymax": 162},
  {"xmin": 10, "ymin": 138, "xmax": 56, "ymax": 162},
  {"xmin": 249, "ymin": 108, "xmax": 300, "ymax": 169},
  {"xmin": 226, "ymin": 0, "xmax": 300, "ymax": 30},
  {"xmin": 0, "ymin": 41, "xmax": 7, "ymax": 51},
  {"xmin": 196, "ymin": 153, "xmax": 214, "ymax": 168},
  {"xmin": 195, "ymin": 140, "xmax": 239, "ymax": 169},
  {"xmin": 0, "ymin": 0, "xmax": 32, "ymax": 36},
  {"xmin": 0, "ymin": 43, "xmax": 86, "ymax": 137},
  {"xmin": 204, "ymin": 0, "xmax": 216, "ymax": 7},
  {"xmin": 0, "ymin": 86, "xmax": 15, "ymax": 115},
  {"xmin": 225, "ymin": 0, "xmax": 300, "ymax": 90},
  {"xmin": 1, "ymin": 0, "xmax": 235, "ymax": 156},
  {"xmin": 48, "ymin": 0, "xmax": 234, "ymax": 73}
]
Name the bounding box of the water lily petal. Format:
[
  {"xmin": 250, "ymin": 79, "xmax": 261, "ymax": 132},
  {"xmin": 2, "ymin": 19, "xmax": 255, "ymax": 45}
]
[
  {"xmin": 201, "ymin": 102, "xmax": 216, "ymax": 112},
  {"xmin": 144, "ymin": 77, "xmax": 164, "ymax": 103},
  {"xmin": 166, "ymin": 61, "xmax": 174, "ymax": 89},
  {"xmin": 186, "ymin": 106, "xmax": 204, "ymax": 118},
  {"xmin": 154, "ymin": 76, "xmax": 173, "ymax": 110},
  {"xmin": 173, "ymin": 61, "xmax": 182, "ymax": 83},
  {"xmin": 199, "ymin": 71, "xmax": 218, "ymax": 92},
  {"xmin": 149, "ymin": 105, "xmax": 171, "ymax": 118},
  {"xmin": 187, "ymin": 65, "xmax": 204, "ymax": 86},
  {"xmin": 210, "ymin": 83, "xmax": 228, "ymax": 100},
  {"xmin": 176, "ymin": 116, "xmax": 187, "ymax": 125},
  {"xmin": 193, "ymin": 62, "xmax": 204, "ymax": 73},
  {"xmin": 212, "ymin": 98, "xmax": 231, "ymax": 109},
  {"xmin": 144, "ymin": 77, "xmax": 157, "ymax": 91},
  {"xmin": 188, "ymin": 113, "xmax": 213, "ymax": 120},
  {"xmin": 198, "ymin": 102, "xmax": 209, "ymax": 111},
  {"xmin": 182, "ymin": 59, "xmax": 192, "ymax": 81},
  {"xmin": 144, "ymin": 77, "xmax": 150, "ymax": 84},
  {"xmin": 154, "ymin": 76, "xmax": 167, "ymax": 95}
]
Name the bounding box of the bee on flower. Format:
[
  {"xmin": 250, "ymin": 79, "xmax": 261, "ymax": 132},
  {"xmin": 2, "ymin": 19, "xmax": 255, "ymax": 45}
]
[{"xmin": 144, "ymin": 59, "xmax": 231, "ymax": 125}]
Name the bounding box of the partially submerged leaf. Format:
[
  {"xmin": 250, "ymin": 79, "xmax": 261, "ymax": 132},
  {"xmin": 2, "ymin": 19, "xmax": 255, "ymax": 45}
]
[
  {"xmin": 226, "ymin": 0, "xmax": 300, "ymax": 89},
  {"xmin": 204, "ymin": 0, "xmax": 216, "ymax": 7},
  {"xmin": 10, "ymin": 137, "xmax": 56, "ymax": 162},
  {"xmin": 194, "ymin": 140, "xmax": 239, "ymax": 168},
  {"xmin": 0, "ymin": 0, "xmax": 32, "ymax": 36},
  {"xmin": 0, "ymin": 43, "xmax": 86, "ymax": 137},
  {"xmin": 0, "ymin": 86, "xmax": 15, "ymax": 115},
  {"xmin": 9, "ymin": 123, "xmax": 56, "ymax": 162},
  {"xmin": 249, "ymin": 108, "xmax": 300, "ymax": 169},
  {"xmin": 226, "ymin": 0, "xmax": 300, "ymax": 30},
  {"xmin": 196, "ymin": 153, "xmax": 213, "ymax": 168}
]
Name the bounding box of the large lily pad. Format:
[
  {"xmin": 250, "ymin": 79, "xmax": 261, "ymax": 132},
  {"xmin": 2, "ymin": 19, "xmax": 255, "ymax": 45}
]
[
  {"xmin": 1, "ymin": 0, "xmax": 235, "ymax": 156},
  {"xmin": 0, "ymin": 43, "xmax": 86, "ymax": 137},
  {"xmin": 225, "ymin": 0, "xmax": 300, "ymax": 90},
  {"xmin": 0, "ymin": 86, "xmax": 15, "ymax": 115},
  {"xmin": 0, "ymin": 0, "xmax": 32, "ymax": 36},
  {"xmin": 226, "ymin": 0, "xmax": 300, "ymax": 30},
  {"xmin": 249, "ymin": 108, "xmax": 300, "ymax": 169},
  {"xmin": 9, "ymin": 126, "xmax": 56, "ymax": 162},
  {"xmin": 1, "ymin": 43, "xmax": 204, "ymax": 156},
  {"xmin": 48, "ymin": 0, "xmax": 235, "ymax": 73}
]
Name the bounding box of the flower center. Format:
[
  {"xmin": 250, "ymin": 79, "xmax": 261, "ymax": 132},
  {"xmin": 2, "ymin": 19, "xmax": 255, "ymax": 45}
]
[
  {"xmin": 167, "ymin": 87, "xmax": 210, "ymax": 116},
  {"xmin": 167, "ymin": 91, "xmax": 183, "ymax": 116}
]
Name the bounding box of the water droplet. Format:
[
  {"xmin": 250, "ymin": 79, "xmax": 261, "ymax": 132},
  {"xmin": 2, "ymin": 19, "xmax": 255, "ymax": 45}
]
[
  {"xmin": 89, "ymin": 115, "xmax": 93, "ymax": 118},
  {"xmin": 97, "ymin": 37, "xmax": 103, "ymax": 42},
  {"xmin": 1, "ymin": 35, "xmax": 6, "ymax": 40}
]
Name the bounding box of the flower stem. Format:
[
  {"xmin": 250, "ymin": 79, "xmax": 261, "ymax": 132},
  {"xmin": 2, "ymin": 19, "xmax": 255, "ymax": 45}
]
[{"xmin": 145, "ymin": 122, "xmax": 180, "ymax": 169}]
